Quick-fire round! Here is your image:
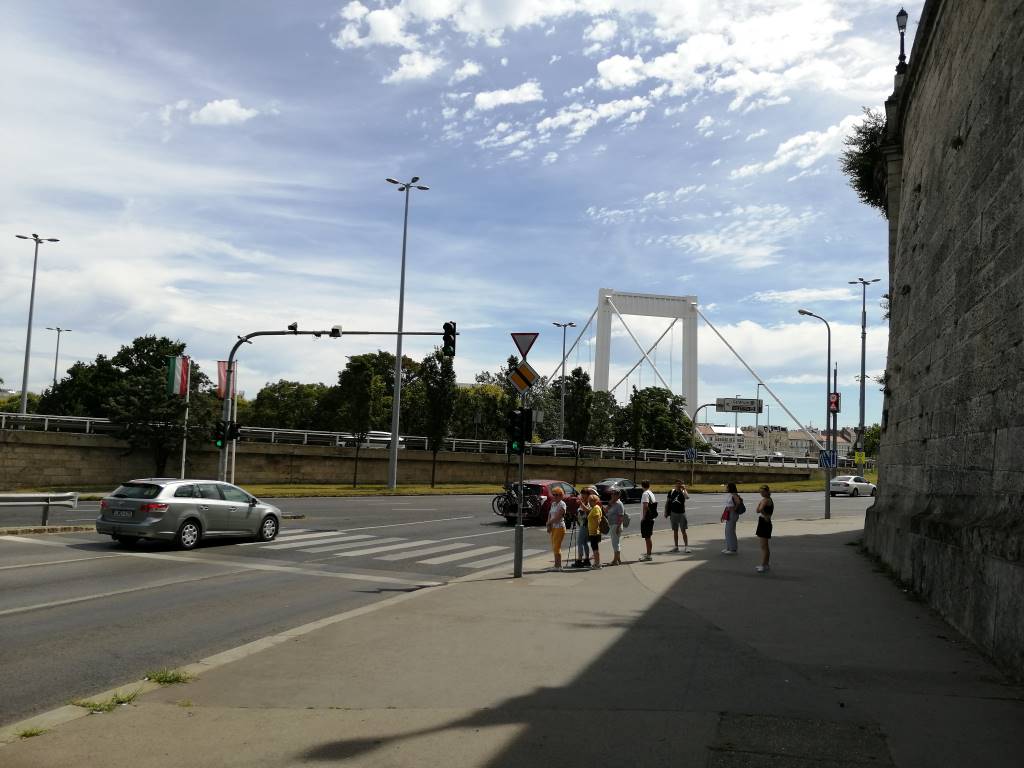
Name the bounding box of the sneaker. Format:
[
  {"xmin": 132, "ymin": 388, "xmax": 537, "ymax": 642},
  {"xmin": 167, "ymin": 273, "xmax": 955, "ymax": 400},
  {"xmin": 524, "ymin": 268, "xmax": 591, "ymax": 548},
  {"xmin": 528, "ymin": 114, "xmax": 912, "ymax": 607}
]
[
  {"xmin": 722, "ymin": 549, "xmax": 737, "ymax": 555},
  {"xmin": 583, "ymin": 559, "xmax": 591, "ymax": 567},
  {"xmin": 683, "ymin": 547, "xmax": 691, "ymax": 554},
  {"xmin": 755, "ymin": 565, "xmax": 766, "ymax": 573},
  {"xmin": 591, "ymin": 564, "xmax": 602, "ymax": 570},
  {"xmin": 639, "ymin": 554, "xmax": 652, "ymax": 562},
  {"xmin": 671, "ymin": 546, "xmax": 679, "ymax": 552}
]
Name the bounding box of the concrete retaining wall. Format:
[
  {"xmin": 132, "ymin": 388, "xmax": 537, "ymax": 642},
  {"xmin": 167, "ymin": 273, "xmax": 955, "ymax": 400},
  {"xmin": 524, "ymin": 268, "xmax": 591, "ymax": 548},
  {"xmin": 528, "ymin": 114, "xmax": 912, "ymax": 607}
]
[
  {"xmin": 866, "ymin": 0, "xmax": 1024, "ymax": 680},
  {"xmin": 0, "ymin": 428, "xmax": 817, "ymax": 490}
]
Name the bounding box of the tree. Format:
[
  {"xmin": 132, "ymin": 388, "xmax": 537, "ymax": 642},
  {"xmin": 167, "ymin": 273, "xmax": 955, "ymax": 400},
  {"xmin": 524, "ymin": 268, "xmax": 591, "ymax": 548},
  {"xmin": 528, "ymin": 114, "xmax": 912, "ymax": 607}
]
[
  {"xmin": 562, "ymin": 367, "xmax": 593, "ymax": 485},
  {"xmin": 338, "ymin": 357, "xmax": 376, "ymax": 487},
  {"xmin": 588, "ymin": 391, "xmax": 620, "ymax": 447},
  {"xmin": 451, "ymin": 383, "xmax": 508, "ymax": 441},
  {"xmin": 863, "ymin": 423, "xmax": 882, "ymax": 457},
  {"xmin": 616, "ymin": 386, "xmax": 693, "ymax": 452},
  {"xmin": 248, "ymin": 380, "xmax": 328, "ymax": 430},
  {"xmin": 37, "ymin": 356, "xmax": 121, "ymax": 416},
  {"xmin": 419, "ymin": 350, "xmax": 457, "ymax": 487},
  {"xmin": 839, "ymin": 107, "xmax": 888, "ymax": 217}
]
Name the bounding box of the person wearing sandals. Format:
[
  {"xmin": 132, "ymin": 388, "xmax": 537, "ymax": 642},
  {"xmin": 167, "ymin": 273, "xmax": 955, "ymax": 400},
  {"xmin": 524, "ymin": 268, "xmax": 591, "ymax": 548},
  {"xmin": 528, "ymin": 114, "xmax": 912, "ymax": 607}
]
[
  {"xmin": 606, "ymin": 488, "xmax": 625, "ymax": 565},
  {"xmin": 586, "ymin": 487, "xmax": 604, "ymax": 569},
  {"xmin": 546, "ymin": 486, "xmax": 567, "ymax": 570},
  {"xmin": 722, "ymin": 482, "xmax": 743, "ymax": 554},
  {"xmin": 573, "ymin": 489, "xmax": 592, "ymax": 568},
  {"xmin": 755, "ymin": 485, "xmax": 774, "ymax": 572}
]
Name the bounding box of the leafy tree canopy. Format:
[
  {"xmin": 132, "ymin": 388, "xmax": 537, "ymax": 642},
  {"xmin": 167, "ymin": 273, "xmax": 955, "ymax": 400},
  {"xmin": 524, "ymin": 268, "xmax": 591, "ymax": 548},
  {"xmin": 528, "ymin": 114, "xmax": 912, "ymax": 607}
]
[{"xmin": 839, "ymin": 107, "xmax": 888, "ymax": 217}]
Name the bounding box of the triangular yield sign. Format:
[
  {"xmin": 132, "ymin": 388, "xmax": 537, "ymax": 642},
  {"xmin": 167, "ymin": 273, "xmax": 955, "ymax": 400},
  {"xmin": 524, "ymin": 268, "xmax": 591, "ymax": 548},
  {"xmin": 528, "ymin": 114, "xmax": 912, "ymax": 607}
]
[{"xmin": 511, "ymin": 332, "xmax": 539, "ymax": 359}]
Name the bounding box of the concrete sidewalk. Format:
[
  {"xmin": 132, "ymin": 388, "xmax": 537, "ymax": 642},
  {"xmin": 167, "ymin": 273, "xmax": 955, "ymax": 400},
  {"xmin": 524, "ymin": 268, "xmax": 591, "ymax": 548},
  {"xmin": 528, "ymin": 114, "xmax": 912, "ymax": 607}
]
[{"xmin": 3, "ymin": 514, "xmax": 1022, "ymax": 767}]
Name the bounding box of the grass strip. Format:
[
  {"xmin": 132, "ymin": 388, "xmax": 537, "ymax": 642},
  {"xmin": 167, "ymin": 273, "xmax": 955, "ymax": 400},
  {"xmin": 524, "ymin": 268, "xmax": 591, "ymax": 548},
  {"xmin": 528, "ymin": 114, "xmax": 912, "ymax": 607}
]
[
  {"xmin": 71, "ymin": 690, "xmax": 139, "ymax": 713},
  {"xmin": 17, "ymin": 728, "xmax": 46, "ymax": 739},
  {"xmin": 145, "ymin": 668, "xmax": 191, "ymax": 686}
]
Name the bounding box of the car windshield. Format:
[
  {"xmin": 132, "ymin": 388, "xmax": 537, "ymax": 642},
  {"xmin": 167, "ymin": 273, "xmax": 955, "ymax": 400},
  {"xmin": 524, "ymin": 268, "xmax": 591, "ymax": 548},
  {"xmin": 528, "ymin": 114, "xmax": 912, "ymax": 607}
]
[
  {"xmin": 110, "ymin": 483, "xmax": 163, "ymax": 499},
  {"xmin": 834, "ymin": 476, "xmax": 853, "ymax": 482},
  {"xmin": 597, "ymin": 478, "xmax": 625, "ymax": 485},
  {"xmin": 512, "ymin": 484, "xmax": 544, "ymax": 495}
]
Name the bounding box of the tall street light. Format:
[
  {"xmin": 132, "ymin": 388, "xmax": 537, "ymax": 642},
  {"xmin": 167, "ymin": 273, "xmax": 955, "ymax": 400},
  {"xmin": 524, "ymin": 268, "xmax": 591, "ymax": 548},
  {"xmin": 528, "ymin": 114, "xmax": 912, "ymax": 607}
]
[
  {"xmin": 384, "ymin": 176, "xmax": 429, "ymax": 490},
  {"xmin": 850, "ymin": 278, "xmax": 880, "ymax": 475},
  {"xmin": 45, "ymin": 326, "xmax": 72, "ymax": 388},
  {"xmin": 799, "ymin": 308, "xmax": 832, "ymax": 519},
  {"xmin": 15, "ymin": 233, "xmax": 59, "ymax": 414},
  {"xmin": 896, "ymin": 7, "xmax": 909, "ymax": 74},
  {"xmin": 552, "ymin": 321, "xmax": 576, "ymax": 439},
  {"xmin": 754, "ymin": 381, "xmax": 763, "ymax": 466}
]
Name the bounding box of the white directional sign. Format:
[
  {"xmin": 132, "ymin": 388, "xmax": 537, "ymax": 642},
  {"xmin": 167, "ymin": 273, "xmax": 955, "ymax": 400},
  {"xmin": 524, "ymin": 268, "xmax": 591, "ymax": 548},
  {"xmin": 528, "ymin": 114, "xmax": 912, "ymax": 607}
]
[
  {"xmin": 511, "ymin": 332, "xmax": 539, "ymax": 359},
  {"xmin": 715, "ymin": 397, "xmax": 762, "ymax": 414}
]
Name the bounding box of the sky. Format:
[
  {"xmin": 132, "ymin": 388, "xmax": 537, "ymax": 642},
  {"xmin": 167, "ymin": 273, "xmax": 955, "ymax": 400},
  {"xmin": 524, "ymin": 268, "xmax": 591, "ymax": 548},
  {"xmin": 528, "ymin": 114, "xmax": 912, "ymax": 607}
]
[{"xmin": 1, "ymin": 0, "xmax": 923, "ymax": 434}]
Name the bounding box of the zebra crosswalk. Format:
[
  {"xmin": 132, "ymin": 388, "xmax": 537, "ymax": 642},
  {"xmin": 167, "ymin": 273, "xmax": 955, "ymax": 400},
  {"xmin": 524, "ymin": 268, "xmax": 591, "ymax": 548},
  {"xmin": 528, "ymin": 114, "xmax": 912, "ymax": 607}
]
[{"xmin": 253, "ymin": 528, "xmax": 543, "ymax": 571}]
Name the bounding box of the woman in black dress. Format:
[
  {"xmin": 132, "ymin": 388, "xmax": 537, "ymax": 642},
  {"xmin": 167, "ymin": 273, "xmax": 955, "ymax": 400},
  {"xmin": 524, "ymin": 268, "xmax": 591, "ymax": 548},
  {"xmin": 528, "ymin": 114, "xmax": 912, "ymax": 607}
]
[{"xmin": 755, "ymin": 485, "xmax": 774, "ymax": 573}]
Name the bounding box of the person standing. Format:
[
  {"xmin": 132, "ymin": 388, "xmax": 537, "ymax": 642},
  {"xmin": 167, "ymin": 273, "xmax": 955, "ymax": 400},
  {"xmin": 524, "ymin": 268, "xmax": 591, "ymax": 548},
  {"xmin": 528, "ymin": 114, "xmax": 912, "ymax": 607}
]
[
  {"xmin": 667, "ymin": 480, "xmax": 690, "ymax": 553},
  {"xmin": 586, "ymin": 487, "xmax": 604, "ymax": 569},
  {"xmin": 722, "ymin": 482, "xmax": 743, "ymax": 554},
  {"xmin": 755, "ymin": 484, "xmax": 774, "ymax": 572},
  {"xmin": 639, "ymin": 480, "xmax": 657, "ymax": 561},
  {"xmin": 546, "ymin": 486, "xmax": 567, "ymax": 570},
  {"xmin": 573, "ymin": 488, "xmax": 592, "ymax": 568},
  {"xmin": 606, "ymin": 488, "xmax": 625, "ymax": 565}
]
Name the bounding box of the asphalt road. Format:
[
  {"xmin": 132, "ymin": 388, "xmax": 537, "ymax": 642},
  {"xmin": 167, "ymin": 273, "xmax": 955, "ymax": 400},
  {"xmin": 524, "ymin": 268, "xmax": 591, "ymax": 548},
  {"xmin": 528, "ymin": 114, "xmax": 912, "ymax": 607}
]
[{"xmin": 0, "ymin": 492, "xmax": 872, "ymax": 725}]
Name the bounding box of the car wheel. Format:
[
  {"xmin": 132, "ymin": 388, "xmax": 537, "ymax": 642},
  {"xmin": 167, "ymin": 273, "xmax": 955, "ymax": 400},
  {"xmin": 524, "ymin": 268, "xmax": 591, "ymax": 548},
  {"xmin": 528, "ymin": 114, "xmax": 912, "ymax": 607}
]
[
  {"xmin": 113, "ymin": 535, "xmax": 138, "ymax": 546},
  {"xmin": 870, "ymin": 487, "xmax": 877, "ymax": 497},
  {"xmin": 257, "ymin": 516, "xmax": 279, "ymax": 542},
  {"xmin": 851, "ymin": 488, "xmax": 860, "ymax": 497},
  {"xmin": 175, "ymin": 519, "xmax": 201, "ymax": 550},
  {"xmin": 829, "ymin": 492, "xmax": 836, "ymax": 497}
]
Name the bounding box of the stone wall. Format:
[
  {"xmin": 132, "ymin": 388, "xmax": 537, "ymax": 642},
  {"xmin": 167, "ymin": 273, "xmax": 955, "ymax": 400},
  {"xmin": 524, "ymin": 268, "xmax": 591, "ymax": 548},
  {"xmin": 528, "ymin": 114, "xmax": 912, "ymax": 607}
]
[
  {"xmin": 0, "ymin": 428, "xmax": 817, "ymax": 490},
  {"xmin": 866, "ymin": 0, "xmax": 1024, "ymax": 679}
]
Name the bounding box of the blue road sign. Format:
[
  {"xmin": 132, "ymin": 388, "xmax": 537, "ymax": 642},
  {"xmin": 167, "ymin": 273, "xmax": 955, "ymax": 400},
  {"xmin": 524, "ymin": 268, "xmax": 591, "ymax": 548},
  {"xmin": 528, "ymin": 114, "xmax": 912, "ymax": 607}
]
[{"xmin": 818, "ymin": 450, "xmax": 837, "ymax": 469}]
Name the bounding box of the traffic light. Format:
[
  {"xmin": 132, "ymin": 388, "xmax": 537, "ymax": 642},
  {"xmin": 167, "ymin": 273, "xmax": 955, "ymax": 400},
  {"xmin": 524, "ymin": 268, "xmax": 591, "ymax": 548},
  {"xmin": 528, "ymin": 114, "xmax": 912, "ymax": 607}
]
[
  {"xmin": 442, "ymin": 321, "xmax": 457, "ymax": 357},
  {"xmin": 227, "ymin": 422, "xmax": 241, "ymax": 441},
  {"xmin": 213, "ymin": 420, "xmax": 227, "ymax": 448},
  {"xmin": 506, "ymin": 409, "xmax": 523, "ymax": 454},
  {"xmin": 828, "ymin": 392, "xmax": 841, "ymax": 413}
]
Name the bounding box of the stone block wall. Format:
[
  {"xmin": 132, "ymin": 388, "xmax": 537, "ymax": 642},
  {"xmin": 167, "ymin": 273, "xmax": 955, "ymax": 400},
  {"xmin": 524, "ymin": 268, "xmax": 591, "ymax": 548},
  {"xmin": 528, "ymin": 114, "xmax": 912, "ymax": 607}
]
[{"xmin": 866, "ymin": 0, "xmax": 1024, "ymax": 679}]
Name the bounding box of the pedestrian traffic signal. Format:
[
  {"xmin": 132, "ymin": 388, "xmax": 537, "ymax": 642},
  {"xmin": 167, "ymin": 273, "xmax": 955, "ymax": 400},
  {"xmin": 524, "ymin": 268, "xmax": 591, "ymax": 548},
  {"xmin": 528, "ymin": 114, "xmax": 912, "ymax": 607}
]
[
  {"xmin": 442, "ymin": 321, "xmax": 457, "ymax": 357},
  {"xmin": 213, "ymin": 420, "xmax": 227, "ymax": 448}
]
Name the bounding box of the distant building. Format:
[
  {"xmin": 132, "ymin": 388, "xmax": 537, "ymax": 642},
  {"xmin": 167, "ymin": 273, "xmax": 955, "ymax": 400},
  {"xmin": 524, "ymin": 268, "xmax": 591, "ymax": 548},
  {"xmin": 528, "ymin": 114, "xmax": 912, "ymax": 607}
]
[{"xmin": 697, "ymin": 423, "xmax": 743, "ymax": 454}]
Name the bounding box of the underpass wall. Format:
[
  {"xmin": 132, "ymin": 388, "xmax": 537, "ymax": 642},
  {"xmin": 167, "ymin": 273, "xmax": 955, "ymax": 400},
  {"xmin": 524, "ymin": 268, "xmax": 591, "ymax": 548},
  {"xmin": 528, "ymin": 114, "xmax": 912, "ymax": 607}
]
[
  {"xmin": 0, "ymin": 429, "xmax": 816, "ymax": 490},
  {"xmin": 865, "ymin": 0, "xmax": 1024, "ymax": 680}
]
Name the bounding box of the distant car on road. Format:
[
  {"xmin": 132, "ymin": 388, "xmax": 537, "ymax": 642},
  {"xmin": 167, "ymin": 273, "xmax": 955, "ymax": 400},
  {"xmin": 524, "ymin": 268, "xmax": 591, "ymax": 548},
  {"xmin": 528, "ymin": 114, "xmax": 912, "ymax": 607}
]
[
  {"xmin": 96, "ymin": 478, "xmax": 282, "ymax": 549},
  {"xmin": 829, "ymin": 475, "xmax": 877, "ymax": 497},
  {"xmin": 535, "ymin": 439, "xmax": 579, "ymax": 453},
  {"xmin": 592, "ymin": 477, "xmax": 645, "ymax": 504}
]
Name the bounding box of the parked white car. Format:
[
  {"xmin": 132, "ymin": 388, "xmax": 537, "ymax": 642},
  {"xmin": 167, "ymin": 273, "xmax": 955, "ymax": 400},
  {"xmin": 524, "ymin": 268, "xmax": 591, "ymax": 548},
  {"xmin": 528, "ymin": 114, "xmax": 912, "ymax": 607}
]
[{"xmin": 830, "ymin": 475, "xmax": 877, "ymax": 497}]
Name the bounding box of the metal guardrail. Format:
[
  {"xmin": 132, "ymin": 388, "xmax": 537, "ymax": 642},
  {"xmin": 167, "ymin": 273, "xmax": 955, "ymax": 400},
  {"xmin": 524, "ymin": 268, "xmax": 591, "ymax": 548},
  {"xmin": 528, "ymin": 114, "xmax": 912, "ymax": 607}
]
[
  {"xmin": 0, "ymin": 492, "xmax": 78, "ymax": 526},
  {"xmin": 0, "ymin": 412, "xmax": 871, "ymax": 470}
]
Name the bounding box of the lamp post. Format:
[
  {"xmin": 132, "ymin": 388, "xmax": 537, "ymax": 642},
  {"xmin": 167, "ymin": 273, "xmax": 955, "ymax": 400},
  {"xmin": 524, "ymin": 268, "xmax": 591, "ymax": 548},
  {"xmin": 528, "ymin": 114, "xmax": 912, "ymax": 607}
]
[
  {"xmin": 15, "ymin": 234, "xmax": 60, "ymax": 414},
  {"xmin": 896, "ymin": 7, "xmax": 909, "ymax": 74},
  {"xmin": 45, "ymin": 327, "xmax": 72, "ymax": 387},
  {"xmin": 799, "ymin": 308, "xmax": 832, "ymax": 519},
  {"xmin": 849, "ymin": 277, "xmax": 880, "ymax": 475},
  {"xmin": 384, "ymin": 176, "xmax": 429, "ymax": 490},
  {"xmin": 754, "ymin": 382, "xmax": 763, "ymax": 466},
  {"xmin": 552, "ymin": 321, "xmax": 576, "ymax": 439}
]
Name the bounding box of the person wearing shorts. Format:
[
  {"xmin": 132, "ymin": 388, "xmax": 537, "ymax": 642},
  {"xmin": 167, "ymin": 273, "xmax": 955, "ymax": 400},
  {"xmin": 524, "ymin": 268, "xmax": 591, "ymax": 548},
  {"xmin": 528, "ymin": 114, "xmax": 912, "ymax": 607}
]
[
  {"xmin": 573, "ymin": 489, "xmax": 592, "ymax": 568},
  {"xmin": 639, "ymin": 480, "xmax": 657, "ymax": 561},
  {"xmin": 667, "ymin": 480, "xmax": 690, "ymax": 553},
  {"xmin": 606, "ymin": 488, "xmax": 625, "ymax": 565},
  {"xmin": 586, "ymin": 487, "xmax": 604, "ymax": 569},
  {"xmin": 755, "ymin": 485, "xmax": 774, "ymax": 572},
  {"xmin": 546, "ymin": 486, "xmax": 567, "ymax": 570}
]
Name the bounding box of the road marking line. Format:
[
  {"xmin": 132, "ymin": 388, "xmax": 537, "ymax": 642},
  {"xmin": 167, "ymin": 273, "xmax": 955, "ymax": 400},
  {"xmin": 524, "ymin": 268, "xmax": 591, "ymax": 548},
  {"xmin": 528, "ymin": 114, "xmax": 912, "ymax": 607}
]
[
  {"xmin": 333, "ymin": 515, "xmax": 473, "ymax": 533},
  {"xmin": 391, "ymin": 508, "xmax": 437, "ymax": 512},
  {"xmin": 418, "ymin": 545, "xmax": 507, "ymax": 565},
  {"xmin": 376, "ymin": 542, "xmax": 474, "ymax": 561},
  {"xmin": 460, "ymin": 549, "xmax": 543, "ymax": 569},
  {"xmin": 0, "ymin": 554, "xmax": 123, "ymax": 571},
  {"xmin": 256, "ymin": 532, "xmax": 359, "ymax": 549},
  {"xmin": 0, "ymin": 569, "xmax": 250, "ymax": 617},
  {"xmin": 258, "ymin": 529, "xmax": 338, "ymax": 543},
  {"xmin": 333, "ymin": 540, "xmax": 439, "ymax": 557},
  {"xmin": 300, "ymin": 536, "xmax": 401, "ymax": 554}
]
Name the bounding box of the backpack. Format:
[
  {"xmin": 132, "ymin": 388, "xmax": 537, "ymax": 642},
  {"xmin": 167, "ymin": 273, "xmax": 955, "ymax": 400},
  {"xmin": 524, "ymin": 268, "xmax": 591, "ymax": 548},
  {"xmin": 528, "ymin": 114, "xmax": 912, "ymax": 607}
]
[
  {"xmin": 599, "ymin": 512, "xmax": 610, "ymax": 535},
  {"xmin": 646, "ymin": 498, "xmax": 658, "ymax": 520},
  {"xmin": 735, "ymin": 496, "xmax": 746, "ymax": 515}
]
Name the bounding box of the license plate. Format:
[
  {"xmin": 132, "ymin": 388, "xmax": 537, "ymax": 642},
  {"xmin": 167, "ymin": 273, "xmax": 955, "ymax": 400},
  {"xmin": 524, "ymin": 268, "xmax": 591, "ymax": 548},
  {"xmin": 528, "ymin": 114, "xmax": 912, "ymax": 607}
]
[{"xmin": 111, "ymin": 510, "xmax": 133, "ymax": 518}]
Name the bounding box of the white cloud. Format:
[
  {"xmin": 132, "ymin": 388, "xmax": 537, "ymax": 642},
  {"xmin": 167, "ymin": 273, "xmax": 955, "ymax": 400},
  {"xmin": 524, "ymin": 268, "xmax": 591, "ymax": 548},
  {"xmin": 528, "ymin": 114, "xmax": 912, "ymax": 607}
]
[
  {"xmin": 159, "ymin": 99, "xmax": 190, "ymax": 125},
  {"xmin": 750, "ymin": 288, "xmax": 859, "ymax": 304},
  {"xmin": 537, "ymin": 95, "xmax": 649, "ymax": 140},
  {"xmin": 745, "ymin": 128, "xmax": 767, "ymax": 141},
  {"xmin": 584, "ymin": 19, "xmax": 618, "ymax": 43},
  {"xmin": 730, "ymin": 114, "xmax": 861, "ymax": 178},
  {"xmin": 189, "ymin": 99, "xmax": 260, "ymax": 126},
  {"xmin": 450, "ymin": 59, "xmax": 483, "ymax": 83},
  {"xmin": 596, "ymin": 54, "xmax": 645, "ymax": 90},
  {"xmin": 340, "ymin": 1, "xmax": 368, "ymax": 22},
  {"xmin": 548, "ymin": 54, "xmax": 561, "ymax": 65},
  {"xmin": 695, "ymin": 114, "xmax": 714, "ymax": 136},
  {"xmin": 473, "ymin": 81, "xmax": 543, "ymax": 111},
  {"xmin": 334, "ymin": 6, "xmax": 418, "ymax": 50},
  {"xmin": 542, "ymin": 151, "xmax": 558, "ymax": 165},
  {"xmin": 383, "ymin": 51, "xmax": 445, "ymax": 83},
  {"xmin": 500, "ymin": 57, "xmax": 509, "ymax": 66}
]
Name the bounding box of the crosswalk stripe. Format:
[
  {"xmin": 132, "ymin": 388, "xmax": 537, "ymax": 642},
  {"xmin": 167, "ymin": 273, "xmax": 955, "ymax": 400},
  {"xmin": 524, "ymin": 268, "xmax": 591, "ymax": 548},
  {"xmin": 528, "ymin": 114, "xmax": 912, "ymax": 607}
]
[
  {"xmin": 418, "ymin": 545, "xmax": 507, "ymax": 565},
  {"xmin": 376, "ymin": 543, "xmax": 474, "ymax": 561},
  {"xmin": 300, "ymin": 536, "xmax": 401, "ymax": 554},
  {"xmin": 460, "ymin": 549, "xmax": 544, "ymax": 569},
  {"xmin": 237, "ymin": 528, "xmax": 319, "ymax": 545},
  {"xmin": 262, "ymin": 534, "xmax": 358, "ymax": 550},
  {"xmin": 334, "ymin": 540, "xmax": 442, "ymax": 558}
]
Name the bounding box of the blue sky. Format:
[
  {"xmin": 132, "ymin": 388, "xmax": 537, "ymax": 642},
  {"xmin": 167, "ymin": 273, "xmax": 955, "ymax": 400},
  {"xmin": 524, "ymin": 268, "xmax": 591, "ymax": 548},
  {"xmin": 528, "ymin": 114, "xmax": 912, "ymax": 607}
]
[{"xmin": 1, "ymin": 1, "xmax": 923, "ymax": 433}]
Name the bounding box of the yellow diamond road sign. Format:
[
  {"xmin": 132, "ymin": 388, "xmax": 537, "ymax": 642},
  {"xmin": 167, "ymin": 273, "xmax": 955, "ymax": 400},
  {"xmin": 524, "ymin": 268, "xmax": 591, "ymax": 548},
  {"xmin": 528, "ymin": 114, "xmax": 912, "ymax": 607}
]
[{"xmin": 508, "ymin": 360, "xmax": 538, "ymax": 394}]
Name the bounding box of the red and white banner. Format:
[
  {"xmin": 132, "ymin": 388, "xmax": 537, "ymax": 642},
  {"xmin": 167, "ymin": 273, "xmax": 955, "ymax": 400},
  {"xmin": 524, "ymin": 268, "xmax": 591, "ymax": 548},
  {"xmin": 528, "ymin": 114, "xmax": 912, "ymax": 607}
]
[
  {"xmin": 217, "ymin": 361, "xmax": 237, "ymax": 400},
  {"xmin": 166, "ymin": 356, "xmax": 189, "ymax": 397}
]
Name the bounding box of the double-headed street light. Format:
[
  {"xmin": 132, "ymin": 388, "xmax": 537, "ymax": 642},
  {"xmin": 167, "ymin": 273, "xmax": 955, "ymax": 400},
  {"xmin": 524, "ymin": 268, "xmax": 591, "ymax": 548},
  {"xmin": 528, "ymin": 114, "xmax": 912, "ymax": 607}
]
[
  {"xmin": 552, "ymin": 321, "xmax": 576, "ymax": 439},
  {"xmin": 798, "ymin": 308, "xmax": 832, "ymax": 519},
  {"xmin": 849, "ymin": 277, "xmax": 880, "ymax": 475},
  {"xmin": 15, "ymin": 233, "xmax": 60, "ymax": 414},
  {"xmin": 45, "ymin": 327, "xmax": 72, "ymax": 388},
  {"xmin": 384, "ymin": 176, "xmax": 429, "ymax": 490}
]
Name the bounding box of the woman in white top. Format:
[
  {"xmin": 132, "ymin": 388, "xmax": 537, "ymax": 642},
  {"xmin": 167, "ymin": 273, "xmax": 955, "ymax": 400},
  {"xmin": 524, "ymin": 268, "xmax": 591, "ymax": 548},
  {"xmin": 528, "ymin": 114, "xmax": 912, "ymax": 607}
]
[{"xmin": 546, "ymin": 486, "xmax": 567, "ymax": 569}]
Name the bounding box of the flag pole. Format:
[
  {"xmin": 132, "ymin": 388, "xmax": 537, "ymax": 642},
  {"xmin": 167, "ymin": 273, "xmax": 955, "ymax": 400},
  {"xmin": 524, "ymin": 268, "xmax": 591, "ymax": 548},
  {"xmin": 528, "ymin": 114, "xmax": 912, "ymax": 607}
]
[{"xmin": 180, "ymin": 360, "xmax": 191, "ymax": 479}]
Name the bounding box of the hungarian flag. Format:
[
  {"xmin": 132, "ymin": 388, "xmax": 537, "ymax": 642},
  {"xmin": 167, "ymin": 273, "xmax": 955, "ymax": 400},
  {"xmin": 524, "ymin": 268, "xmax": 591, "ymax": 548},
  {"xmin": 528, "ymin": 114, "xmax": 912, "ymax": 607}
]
[{"xmin": 166, "ymin": 355, "xmax": 189, "ymax": 397}]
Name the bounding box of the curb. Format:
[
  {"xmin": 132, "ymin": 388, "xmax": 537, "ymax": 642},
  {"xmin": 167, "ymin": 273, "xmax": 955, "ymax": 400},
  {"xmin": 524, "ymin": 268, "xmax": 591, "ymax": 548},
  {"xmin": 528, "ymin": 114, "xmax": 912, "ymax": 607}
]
[{"xmin": 0, "ymin": 526, "xmax": 94, "ymax": 536}]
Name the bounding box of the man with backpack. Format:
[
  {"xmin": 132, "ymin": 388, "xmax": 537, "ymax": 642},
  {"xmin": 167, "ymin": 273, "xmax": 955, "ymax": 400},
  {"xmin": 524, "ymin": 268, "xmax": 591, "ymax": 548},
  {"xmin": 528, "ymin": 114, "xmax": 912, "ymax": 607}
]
[
  {"xmin": 639, "ymin": 480, "xmax": 657, "ymax": 561},
  {"xmin": 666, "ymin": 480, "xmax": 690, "ymax": 553}
]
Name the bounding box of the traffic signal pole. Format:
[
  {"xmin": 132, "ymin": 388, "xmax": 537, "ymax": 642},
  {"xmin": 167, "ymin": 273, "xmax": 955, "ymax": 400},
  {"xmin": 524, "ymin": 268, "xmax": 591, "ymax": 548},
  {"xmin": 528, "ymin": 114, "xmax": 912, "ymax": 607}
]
[{"xmin": 513, "ymin": 395, "xmax": 526, "ymax": 578}]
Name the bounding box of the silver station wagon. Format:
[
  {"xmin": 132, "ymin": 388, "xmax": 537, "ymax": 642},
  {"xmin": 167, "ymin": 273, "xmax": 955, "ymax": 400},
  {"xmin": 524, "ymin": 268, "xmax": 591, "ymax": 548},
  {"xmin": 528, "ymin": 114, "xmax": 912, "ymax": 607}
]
[{"xmin": 96, "ymin": 478, "xmax": 282, "ymax": 550}]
